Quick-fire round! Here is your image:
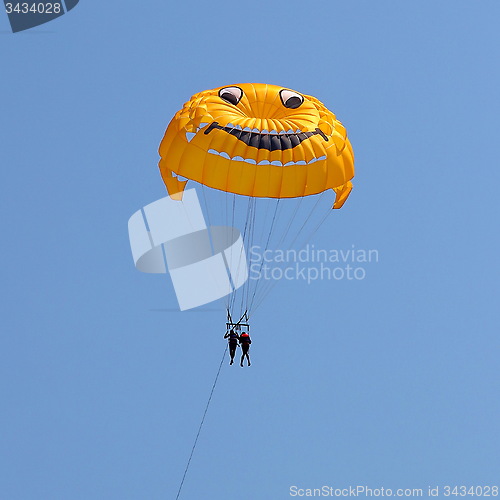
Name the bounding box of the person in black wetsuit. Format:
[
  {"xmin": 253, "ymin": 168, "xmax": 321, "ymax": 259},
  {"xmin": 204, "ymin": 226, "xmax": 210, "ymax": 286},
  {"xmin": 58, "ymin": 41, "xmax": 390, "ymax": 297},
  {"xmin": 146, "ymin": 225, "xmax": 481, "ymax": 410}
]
[
  {"xmin": 224, "ymin": 329, "xmax": 239, "ymax": 365},
  {"xmin": 239, "ymin": 332, "xmax": 251, "ymax": 367}
]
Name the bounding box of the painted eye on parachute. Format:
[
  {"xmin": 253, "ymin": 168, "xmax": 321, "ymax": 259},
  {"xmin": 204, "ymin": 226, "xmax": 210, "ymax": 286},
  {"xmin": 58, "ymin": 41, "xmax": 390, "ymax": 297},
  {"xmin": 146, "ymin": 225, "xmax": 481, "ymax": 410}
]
[
  {"xmin": 219, "ymin": 87, "xmax": 243, "ymax": 106},
  {"xmin": 280, "ymin": 89, "xmax": 304, "ymax": 109}
]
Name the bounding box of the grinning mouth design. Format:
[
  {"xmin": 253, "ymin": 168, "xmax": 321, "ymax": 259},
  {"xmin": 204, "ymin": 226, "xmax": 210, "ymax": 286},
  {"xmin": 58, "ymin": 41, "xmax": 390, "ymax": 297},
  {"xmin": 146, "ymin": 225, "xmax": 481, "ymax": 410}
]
[{"xmin": 200, "ymin": 122, "xmax": 329, "ymax": 151}]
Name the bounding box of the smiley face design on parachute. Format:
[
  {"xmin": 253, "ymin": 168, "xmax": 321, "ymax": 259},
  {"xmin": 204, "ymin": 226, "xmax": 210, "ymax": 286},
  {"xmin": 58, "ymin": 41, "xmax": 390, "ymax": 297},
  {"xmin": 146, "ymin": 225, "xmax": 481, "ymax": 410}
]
[{"xmin": 159, "ymin": 83, "xmax": 354, "ymax": 208}]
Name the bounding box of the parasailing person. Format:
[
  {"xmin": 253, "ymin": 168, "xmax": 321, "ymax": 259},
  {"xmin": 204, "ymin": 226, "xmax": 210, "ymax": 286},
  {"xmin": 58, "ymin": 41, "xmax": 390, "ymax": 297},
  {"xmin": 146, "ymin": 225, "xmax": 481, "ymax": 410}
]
[{"xmin": 224, "ymin": 329, "xmax": 240, "ymax": 365}]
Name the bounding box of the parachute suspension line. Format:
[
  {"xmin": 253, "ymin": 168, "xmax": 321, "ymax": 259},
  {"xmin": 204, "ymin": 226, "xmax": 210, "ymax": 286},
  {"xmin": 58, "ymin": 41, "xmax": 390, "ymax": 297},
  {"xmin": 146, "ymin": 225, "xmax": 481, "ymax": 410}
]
[
  {"xmin": 231, "ymin": 193, "xmax": 236, "ymax": 236},
  {"xmin": 175, "ymin": 346, "xmax": 228, "ymax": 500},
  {"xmin": 226, "ymin": 308, "xmax": 233, "ymax": 326},
  {"xmin": 200, "ymin": 184, "xmax": 230, "ymax": 295},
  {"xmin": 287, "ymin": 192, "xmax": 327, "ymax": 250},
  {"xmin": 251, "ymin": 199, "xmax": 272, "ymax": 300},
  {"xmin": 251, "ymin": 193, "xmax": 329, "ymax": 313},
  {"xmin": 229, "ymin": 196, "xmax": 254, "ymax": 317},
  {"xmin": 241, "ymin": 197, "xmax": 258, "ymax": 315},
  {"xmin": 252, "ymin": 197, "xmax": 304, "ymax": 307},
  {"xmin": 247, "ymin": 198, "xmax": 279, "ymax": 312},
  {"xmin": 201, "ymin": 184, "xmax": 212, "ymax": 230},
  {"xmin": 294, "ymin": 196, "xmax": 333, "ymax": 251},
  {"xmin": 256, "ymin": 197, "xmax": 272, "ymax": 248},
  {"xmin": 276, "ymin": 196, "xmax": 304, "ymax": 250},
  {"xmin": 247, "ymin": 199, "xmax": 280, "ymax": 313},
  {"xmin": 226, "ymin": 195, "xmax": 259, "ymax": 320},
  {"xmin": 225, "ymin": 193, "xmax": 237, "ymax": 313},
  {"xmin": 237, "ymin": 197, "xmax": 253, "ymax": 315},
  {"xmin": 255, "ymin": 191, "xmax": 324, "ymax": 308},
  {"xmin": 228, "ymin": 196, "xmax": 243, "ymax": 315},
  {"xmin": 247, "ymin": 160, "xmax": 284, "ymax": 309},
  {"xmin": 254, "ymin": 191, "xmax": 333, "ymax": 310}
]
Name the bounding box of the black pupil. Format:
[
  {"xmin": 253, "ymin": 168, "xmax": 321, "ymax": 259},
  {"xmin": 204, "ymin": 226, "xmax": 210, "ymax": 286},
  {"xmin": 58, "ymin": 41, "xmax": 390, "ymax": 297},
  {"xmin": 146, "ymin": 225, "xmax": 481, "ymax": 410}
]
[
  {"xmin": 285, "ymin": 96, "xmax": 302, "ymax": 109},
  {"xmin": 222, "ymin": 92, "xmax": 239, "ymax": 105}
]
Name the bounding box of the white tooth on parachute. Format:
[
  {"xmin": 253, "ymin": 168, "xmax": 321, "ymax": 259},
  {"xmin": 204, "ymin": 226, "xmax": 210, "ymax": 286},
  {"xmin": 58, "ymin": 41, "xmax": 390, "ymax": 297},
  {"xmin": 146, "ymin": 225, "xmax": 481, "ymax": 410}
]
[
  {"xmin": 279, "ymin": 130, "xmax": 286, "ymax": 135},
  {"xmin": 204, "ymin": 148, "xmax": 318, "ymax": 166},
  {"xmin": 251, "ymin": 128, "xmax": 260, "ymax": 133},
  {"xmin": 185, "ymin": 132, "xmax": 196, "ymax": 142},
  {"xmin": 287, "ymin": 129, "xmax": 294, "ymax": 134},
  {"xmin": 234, "ymin": 124, "xmax": 242, "ymax": 130},
  {"xmin": 269, "ymin": 130, "xmax": 278, "ymax": 135},
  {"xmin": 243, "ymin": 127, "xmax": 251, "ymax": 132},
  {"xmin": 199, "ymin": 122, "xmax": 208, "ymax": 129},
  {"xmin": 227, "ymin": 123, "xmax": 235, "ymax": 128}
]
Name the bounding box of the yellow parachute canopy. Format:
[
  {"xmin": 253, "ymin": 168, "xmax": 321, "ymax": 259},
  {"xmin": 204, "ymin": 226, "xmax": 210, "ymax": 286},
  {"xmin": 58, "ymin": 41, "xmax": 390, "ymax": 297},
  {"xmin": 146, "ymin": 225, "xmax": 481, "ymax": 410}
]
[{"xmin": 159, "ymin": 83, "xmax": 354, "ymax": 208}]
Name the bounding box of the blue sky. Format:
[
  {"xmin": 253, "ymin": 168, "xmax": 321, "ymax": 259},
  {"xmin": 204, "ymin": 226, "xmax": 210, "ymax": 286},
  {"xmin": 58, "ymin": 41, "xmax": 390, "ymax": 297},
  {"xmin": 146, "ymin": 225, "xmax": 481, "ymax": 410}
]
[{"xmin": 1, "ymin": 1, "xmax": 499, "ymax": 499}]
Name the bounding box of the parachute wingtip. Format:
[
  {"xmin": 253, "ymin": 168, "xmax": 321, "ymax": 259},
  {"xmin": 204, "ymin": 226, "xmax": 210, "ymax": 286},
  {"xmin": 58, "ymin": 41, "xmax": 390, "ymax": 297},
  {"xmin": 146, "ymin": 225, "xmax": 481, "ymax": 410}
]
[{"xmin": 332, "ymin": 182, "xmax": 353, "ymax": 209}]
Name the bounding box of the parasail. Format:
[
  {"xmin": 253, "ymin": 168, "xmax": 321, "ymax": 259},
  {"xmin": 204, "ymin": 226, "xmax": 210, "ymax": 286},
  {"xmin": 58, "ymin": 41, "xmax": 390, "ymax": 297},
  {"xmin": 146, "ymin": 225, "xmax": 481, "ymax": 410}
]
[{"xmin": 158, "ymin": 83, "xmax": 355, "ymax": 321}]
